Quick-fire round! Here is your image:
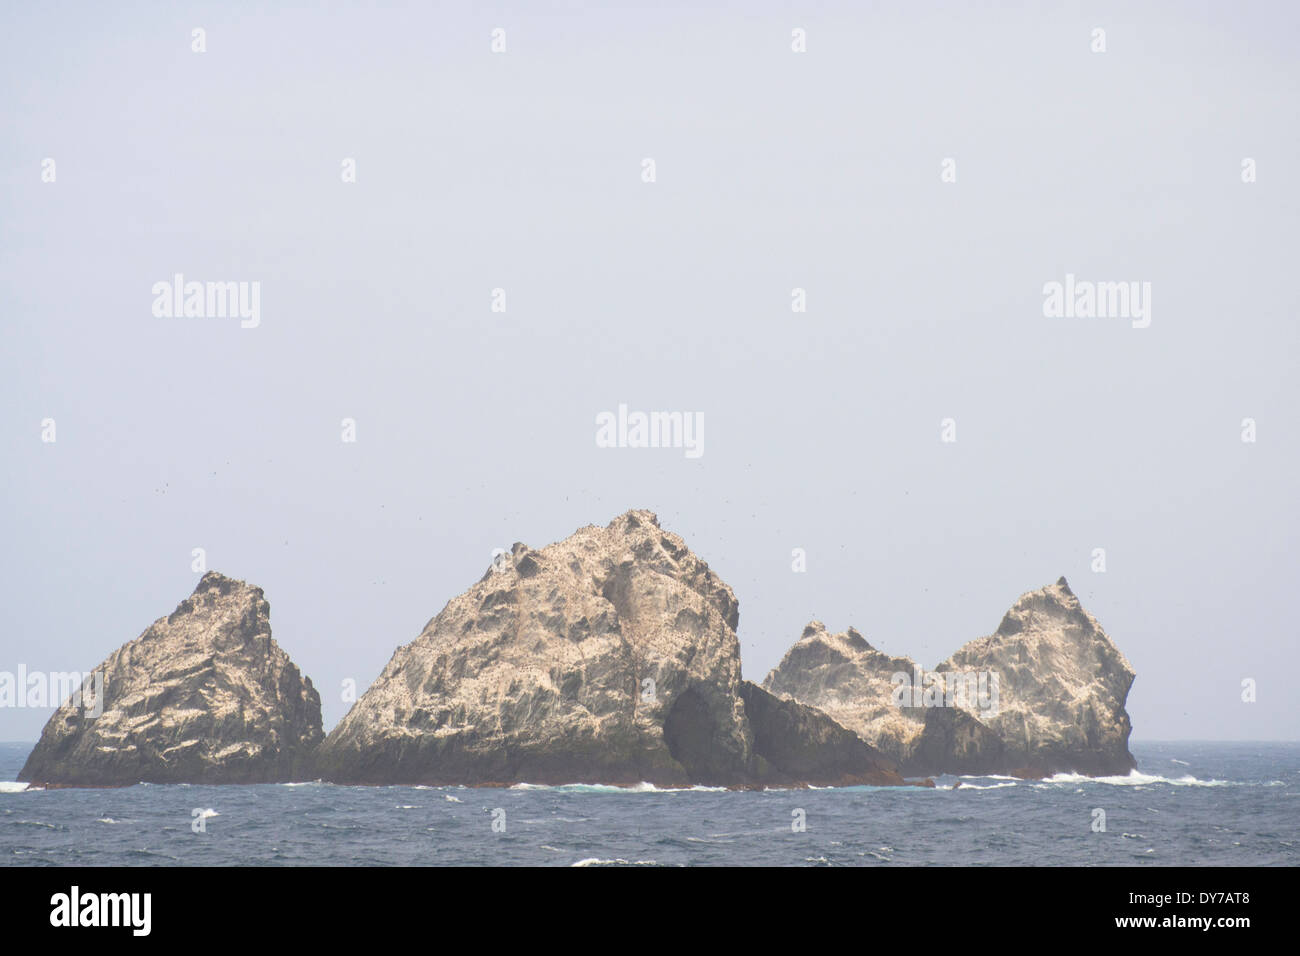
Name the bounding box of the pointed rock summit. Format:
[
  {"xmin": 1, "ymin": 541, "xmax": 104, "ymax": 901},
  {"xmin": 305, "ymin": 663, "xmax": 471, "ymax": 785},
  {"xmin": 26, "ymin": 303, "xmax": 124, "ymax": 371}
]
[
  {"xmin": 935, "ymin": 576, "xmax": 1136, "ymax": 776},
  {"xmin": 315, "ymin": 510, "xmax": 902, "ymax": 787},
  {"xmin": 763, "ymin": 579, "xmax": 1136, "ymax": 777},
  {"xmin": 19, "ymin": 572, "xmax": 323, "ymax": 786}
]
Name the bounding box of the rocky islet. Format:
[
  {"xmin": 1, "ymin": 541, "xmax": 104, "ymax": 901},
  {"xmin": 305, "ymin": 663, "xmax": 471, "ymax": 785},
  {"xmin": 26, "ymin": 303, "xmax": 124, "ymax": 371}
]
[{"xmin": 19, "ymin": 513, "xmax": 1136, "ymax": 787}]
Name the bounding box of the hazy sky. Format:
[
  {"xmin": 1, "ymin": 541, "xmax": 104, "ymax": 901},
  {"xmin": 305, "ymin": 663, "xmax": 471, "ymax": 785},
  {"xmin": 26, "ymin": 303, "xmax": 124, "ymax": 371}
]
[{"xmin": 2, "ymin": 1, "xmax": 1297, "ymax": 744}]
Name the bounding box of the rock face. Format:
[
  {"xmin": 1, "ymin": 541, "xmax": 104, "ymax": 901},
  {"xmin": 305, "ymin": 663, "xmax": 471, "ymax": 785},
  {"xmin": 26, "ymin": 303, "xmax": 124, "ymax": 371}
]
[
  {"xmin": 763, "ymin": 578, "xmax": 1136, "ymax": 777},
  {"xmin": 762, "ymin": 621, "xmax": 930, "ymax": 767},
  {"xmin": 933, "ymin": 577, "xmax": 1136, "ymax": 777},
  {"xmin": 19, "ymin": 572, "xmax": 323, "ymax": 786},
  {"xmin": 316, "ymin": 510, "xmax": 903, "ymax": 787}
]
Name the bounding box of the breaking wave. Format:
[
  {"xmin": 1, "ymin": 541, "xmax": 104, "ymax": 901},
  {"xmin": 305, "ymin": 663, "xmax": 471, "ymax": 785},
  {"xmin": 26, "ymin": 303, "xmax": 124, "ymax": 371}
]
[
  {"xmin": 570, "ymin": 857, "xmax": 659, "ymax": 866},
  {"xmin": 1042, "ymin": 771, "xmax": 1229, "ymax": 787},
  {"xmin": 511, "ymin": 782, "xmax": 726, "ymax": 793}
]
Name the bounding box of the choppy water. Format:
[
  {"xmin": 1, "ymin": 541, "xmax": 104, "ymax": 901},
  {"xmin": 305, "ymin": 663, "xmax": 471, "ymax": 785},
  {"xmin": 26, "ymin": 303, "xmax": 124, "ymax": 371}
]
[{"xmin": 2, "ymin": 742, "xmax": 1296, "ymax": 866}]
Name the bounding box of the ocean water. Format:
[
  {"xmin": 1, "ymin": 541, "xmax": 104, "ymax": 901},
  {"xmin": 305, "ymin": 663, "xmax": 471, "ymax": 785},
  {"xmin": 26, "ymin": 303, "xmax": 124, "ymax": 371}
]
[{"xmin": 1, "ymin": 742, "xmax": 1296, "ymax": 866}]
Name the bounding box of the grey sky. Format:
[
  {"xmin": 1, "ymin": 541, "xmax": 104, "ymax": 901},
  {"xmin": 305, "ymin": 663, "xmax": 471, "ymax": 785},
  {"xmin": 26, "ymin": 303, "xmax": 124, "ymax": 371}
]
[{"xmin": 2, "ymin": 1, "xmax": 1297, "ymax": 743}]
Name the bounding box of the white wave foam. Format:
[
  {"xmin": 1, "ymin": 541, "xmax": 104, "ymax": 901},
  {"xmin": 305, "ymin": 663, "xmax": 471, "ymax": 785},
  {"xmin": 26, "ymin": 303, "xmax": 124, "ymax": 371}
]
[
  {"xmin": 1043, "ymin": 771, "xmax": 1228, "ymax": 787},
  {"xmin": 511, "ymin": 781, "xmax": 724, "ymax": 793},
  {"xmin": 444, "ymin": 795, "xmax": 462, "ymax": 802},
  {"xmin": 955, "ymin": 781, "xmax": 1017, "ymax": 791},
  {"xmin": 570, "ymin": 857, "xmax": 657, "ymax": 866},
  {"xmin": 0, "ymin": 781, "xmax": 33, "ymax": 793},
  {"xmin": 196, "ymin": 808, "xmax": 219, "ymax": 819}
]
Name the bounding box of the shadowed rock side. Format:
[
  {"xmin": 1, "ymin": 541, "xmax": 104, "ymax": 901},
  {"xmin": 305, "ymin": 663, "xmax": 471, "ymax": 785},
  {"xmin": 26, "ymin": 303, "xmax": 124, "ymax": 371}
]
[
  {"xmin": 763, "ymin": 578, "xmax": 1136, "ymax": 778},
  {"xmin": 19, "ymin": 572, "xmax": 323, "ymax": 786},
  {"xmin": 738, "ymin": 682, "xmax": 903, "ymax": 787},
  {"xmin": 315, "ymin": 510, "xmax": 907, "ymax": 788}
]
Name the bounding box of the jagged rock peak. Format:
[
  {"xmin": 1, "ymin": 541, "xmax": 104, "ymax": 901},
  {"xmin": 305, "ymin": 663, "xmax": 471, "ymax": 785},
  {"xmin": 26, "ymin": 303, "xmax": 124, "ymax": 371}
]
[
  {"xmin": 796, "ymin": 621, "xmax": 872, "ymax": 652},
  {"xmin": 941, "ymin": 578, "xmax": 1136, "ymax": 775},
  {"xmin": 762, "ymin": 621, "xmax": 924, "ymax": 767},
  {"xmin": 992, "ymin": 576, "xmax": 1112, "ymax": 648},
  {"xmin": 764, "ymin": 578, "xmax": 1138, "ymax": 778},
  {"xmin": 19, "ymin": 572, "xmax": 323, "ymax": 786}
]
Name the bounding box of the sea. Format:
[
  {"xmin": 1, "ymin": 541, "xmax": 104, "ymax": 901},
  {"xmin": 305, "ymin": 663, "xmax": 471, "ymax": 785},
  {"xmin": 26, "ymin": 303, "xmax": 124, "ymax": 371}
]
[{"xmin": 2, "ymin": 741, "xmax": 1296, "ymax": 866}]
